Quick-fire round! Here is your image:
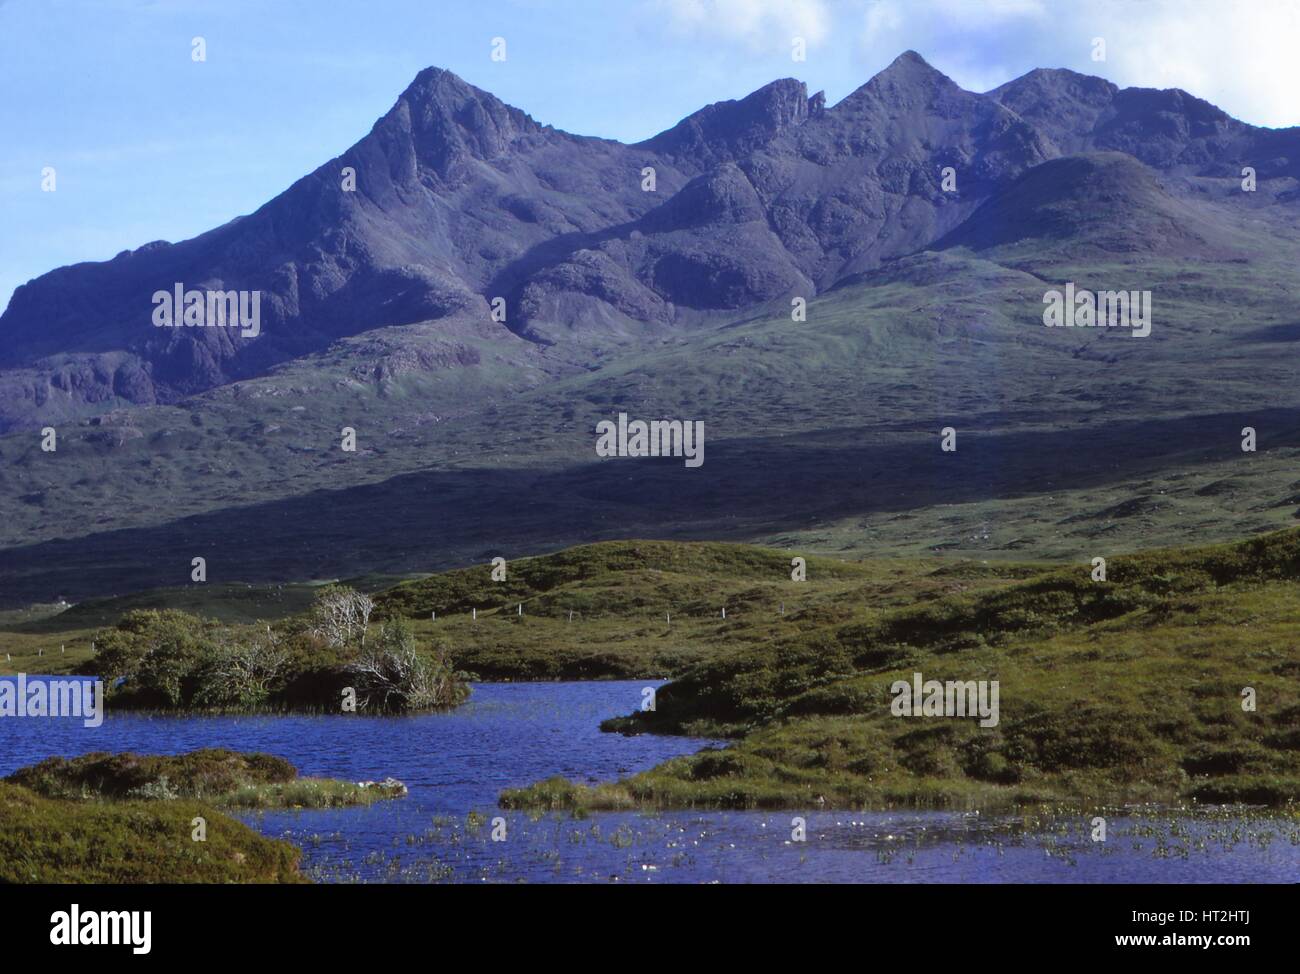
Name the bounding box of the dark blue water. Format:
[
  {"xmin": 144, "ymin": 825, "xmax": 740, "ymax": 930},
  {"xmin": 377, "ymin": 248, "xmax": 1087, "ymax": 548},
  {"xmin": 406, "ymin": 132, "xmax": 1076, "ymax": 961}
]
[{"xmin": 2, "ymin": 680, "xmax": 1297, "ymax": 883}]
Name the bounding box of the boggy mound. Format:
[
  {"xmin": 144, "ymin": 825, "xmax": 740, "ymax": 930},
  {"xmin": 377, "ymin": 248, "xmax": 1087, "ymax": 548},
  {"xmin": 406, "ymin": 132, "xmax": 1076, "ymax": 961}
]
[
  {"xmin": 0, "ymin": 781, "xmax": 306, "ymax": 883},
  {"xmin": 7, "ymin": 748, "xmax": 408, "ymax": 809}
]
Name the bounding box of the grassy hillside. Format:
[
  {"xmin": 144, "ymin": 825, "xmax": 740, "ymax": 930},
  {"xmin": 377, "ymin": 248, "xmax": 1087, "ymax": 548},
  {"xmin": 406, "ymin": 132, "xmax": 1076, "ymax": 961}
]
[
  {"xmin": 1, "ymin": 539, "xmax": 1029, "ymax": 681},
  {"xmin": 500, "ymin": 528, "xmax": 1300, "ymax": 810},
  {"xmin": 374, "ymin": 539, "xmax": 1032, "ymax": 678}
]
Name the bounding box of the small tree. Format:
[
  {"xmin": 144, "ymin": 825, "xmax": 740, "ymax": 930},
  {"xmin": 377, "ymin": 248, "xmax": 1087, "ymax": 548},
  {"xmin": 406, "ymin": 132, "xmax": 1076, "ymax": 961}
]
[
  {"xmin": 346, "ymin": 619, "xmax": 466, "ymax": 713},
  {"xmin": 308, "ymin": 585, "xmax": 374, "ymax": 648}
]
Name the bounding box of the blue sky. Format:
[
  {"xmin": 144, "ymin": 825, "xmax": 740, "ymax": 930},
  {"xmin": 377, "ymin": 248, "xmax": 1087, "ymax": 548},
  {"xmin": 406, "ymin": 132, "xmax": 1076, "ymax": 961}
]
[{"xmin": 2, "ymin": 0, "xmax": 1296, "ymax": 314}]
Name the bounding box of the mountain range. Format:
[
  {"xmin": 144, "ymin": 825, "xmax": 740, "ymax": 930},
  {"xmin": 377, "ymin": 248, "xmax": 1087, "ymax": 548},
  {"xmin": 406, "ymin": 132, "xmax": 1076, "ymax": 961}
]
[
  {"xmin": 5, "ymin": 50, "xmax": 1298, "ymax": 427},
  {"xmin": 3, "ymin": 51, "xmax": 1300, "ymax": 607}
]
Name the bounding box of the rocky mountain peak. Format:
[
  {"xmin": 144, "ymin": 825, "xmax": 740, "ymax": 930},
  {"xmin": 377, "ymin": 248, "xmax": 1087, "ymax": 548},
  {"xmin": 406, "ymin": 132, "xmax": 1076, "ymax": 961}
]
[
  {"xmin": 380, "ymin": 66, "xmax": 544, "ymax": 179},
  {"xmin": 639, "ymin": 77, "xmax": 814, "ymax": 164}
]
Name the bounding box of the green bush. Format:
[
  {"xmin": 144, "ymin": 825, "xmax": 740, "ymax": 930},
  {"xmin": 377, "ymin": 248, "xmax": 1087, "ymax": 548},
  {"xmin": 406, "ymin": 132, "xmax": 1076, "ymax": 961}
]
[{"xmin": 80, "ymin": 602, "xmax": 470, "ymax": 714}]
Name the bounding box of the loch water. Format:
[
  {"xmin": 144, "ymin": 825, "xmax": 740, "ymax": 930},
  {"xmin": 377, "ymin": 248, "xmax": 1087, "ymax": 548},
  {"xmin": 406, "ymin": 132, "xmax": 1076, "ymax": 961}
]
[{"xmin": 3, "ymin": 681, "xmax": 1296, "ymax": 883}]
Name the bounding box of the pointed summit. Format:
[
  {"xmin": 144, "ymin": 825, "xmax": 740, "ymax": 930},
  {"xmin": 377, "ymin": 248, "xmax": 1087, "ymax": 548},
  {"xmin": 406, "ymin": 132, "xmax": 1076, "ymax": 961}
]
[
  {"xmin": 871, "ymin": 50, "xmax": 953, "ymax": 87},
  {"xmin": 400, "ymin": 65, "xmax": 471, "ymax": 100},
  {"xmin": 884, "ymin": 50, "xmax": 940, "ymax": 73},
  {"xmin": 833, "ymin": 50, "xmax": 959, "ymax": 114},
  {"xmin": 369, "ymin": 66, "xmax": 543, "ymax": 181}
]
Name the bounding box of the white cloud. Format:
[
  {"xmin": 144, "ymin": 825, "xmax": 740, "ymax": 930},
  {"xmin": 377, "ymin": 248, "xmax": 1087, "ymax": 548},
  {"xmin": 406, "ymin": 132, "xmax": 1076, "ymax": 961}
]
[
  {"xmin": 1098, "ymin": 0, "xmax": 1300, "ymax": 128},
  {"xmin": 658, "ymin": 0, "xmax": 831, "ymax": 48}
]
